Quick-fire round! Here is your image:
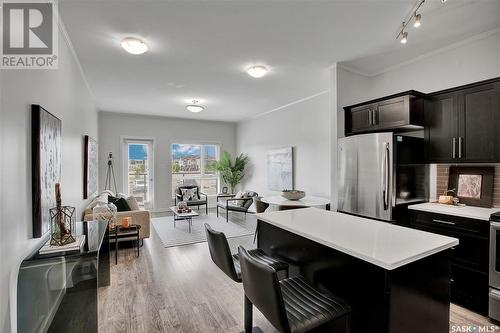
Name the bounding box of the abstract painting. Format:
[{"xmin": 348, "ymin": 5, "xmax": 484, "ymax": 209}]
[
  {"xmin": 267, "ymin": 147, "xmax": 293, "ymax": 191},
  {"xmin": 32, "ymin": 105, "xmax": 62, "ymax": 238},
  {"xmin": 84, "ymin": 135, "xmax": 98, "ymax": 199},
  {"xmin": 457, "ymin": 174, "xmax": 482, "ymax": 199}
]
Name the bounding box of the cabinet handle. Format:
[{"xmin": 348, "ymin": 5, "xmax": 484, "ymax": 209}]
[
  {"xmin": 452, "ymin": 138, "xmax": 456, "ymax": 159},
  {"xmin": 458, "ymin": 137, "xmax": 463, "ymax": 159},
  {"xmin": 432, "ymin": 219, "xmax": 455, "ymax": 226},
  {"xmin": 369, "ymin": 109, "xmax": 374, "ymax": 125}
]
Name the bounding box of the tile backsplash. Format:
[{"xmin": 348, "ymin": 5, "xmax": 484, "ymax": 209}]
[{"xmin": 436, "ymin": 165, "xmax": 500, "ymax": 208}]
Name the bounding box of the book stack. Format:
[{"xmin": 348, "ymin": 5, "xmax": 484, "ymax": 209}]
[{"xmin": 39, "ymin": 235, "xmax": 86, "ymax": 255}]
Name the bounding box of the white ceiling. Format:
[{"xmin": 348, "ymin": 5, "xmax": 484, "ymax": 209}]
[{"xmin": 59, "ymin": 0, "xmax": 500, "ymax": 122}]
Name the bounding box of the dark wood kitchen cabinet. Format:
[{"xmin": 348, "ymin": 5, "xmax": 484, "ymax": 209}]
[
  {"xmin": 344, "ymin": 91, "xmax": 425, "ymax": 136},
  {"xmin": 425, "ymin": 78, "xmax": 500, "ymax": 163},
  {"xmin": 408, "ymin": 211, "xmax": 489, "ymax": 315}
]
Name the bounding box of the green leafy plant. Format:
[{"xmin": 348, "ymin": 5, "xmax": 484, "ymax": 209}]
[{"xmin": 215, "ymin": 151, "xmax": 249, "ymax": 194}]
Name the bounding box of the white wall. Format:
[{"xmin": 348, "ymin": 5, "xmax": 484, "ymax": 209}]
[
  {"xmin": 98, "ymin": 112, "xmax": 237, "ymax": 210},
  {"xmin": 0, "ymin": 28, "xmax": 98, "ymax": 332},
  {"xmin": 237, "ymin": 92, "xmax": 331, "ymax": 199},
  {"xmin": 366, "ymin": 30, "xmax": 500, "ymax": 99}
]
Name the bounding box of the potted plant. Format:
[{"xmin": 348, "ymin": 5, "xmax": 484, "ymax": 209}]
[{"xmin": 215, "ymin": 151, "xmax": 249, "ymax": 194}]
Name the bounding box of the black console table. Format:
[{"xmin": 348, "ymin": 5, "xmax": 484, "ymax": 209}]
[{"xmin": 18, "ymin": 220, "xmax": 110, "ymax": 333}]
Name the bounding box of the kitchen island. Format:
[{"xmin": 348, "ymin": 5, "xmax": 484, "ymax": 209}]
[{"xmin": 256, "ymin": 207, "xmax": 459, "ymax": 333}]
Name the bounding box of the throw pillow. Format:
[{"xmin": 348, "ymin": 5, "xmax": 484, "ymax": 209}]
[
  {"xmin": 181, "ymin": 188, "xmax": 198, "ymax": 201},
  {"xmin": 126, "ymin": 196, "xmax": 140, "ymax": 210},
  {"xmin": 108, "ymin": 195, "xmax": 118, "ymax": 204},
  {"xmin": 113, "ymin": 198, "xmax": 132, "ymax": 212}
]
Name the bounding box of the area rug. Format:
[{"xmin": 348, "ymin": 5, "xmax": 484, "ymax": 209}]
[{"xmin": 151, "ymin": 214, "xmax": 255, "ymax": 248}]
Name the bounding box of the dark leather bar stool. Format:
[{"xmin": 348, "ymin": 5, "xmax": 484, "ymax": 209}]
[
  {"xmin": 204, "ymin": 224, "xmax": 289, "ymax": 282},
  {"xmin": 238, "ymin": 246, "xmax": 351, "ymax": 333}
]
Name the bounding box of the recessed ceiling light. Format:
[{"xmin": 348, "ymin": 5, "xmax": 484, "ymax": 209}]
[
  {"xmin": 247, "ymin": 65, "xmax": 268, "ymax": 78},
  {"xmin": 186, "ymin": 100, "xmax": 205, "ymax": 113},
  {"xmin": 121, "ymin": 37, "xmax": 148, "ymax": 55}
]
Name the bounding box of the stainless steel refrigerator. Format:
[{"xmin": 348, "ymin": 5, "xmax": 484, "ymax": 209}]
[{"xmin": 338, "ymin": 132, "xmax": 428, "ymax": 222}]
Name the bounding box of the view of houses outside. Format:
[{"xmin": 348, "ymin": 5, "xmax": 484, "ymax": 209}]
[
  {"xmin": 172, "ymin": 143, "xmax": 219, "ymax": 196},
  {"xmin": 128, "ymin": 144, "xmax": 150, "ymax": 208}
]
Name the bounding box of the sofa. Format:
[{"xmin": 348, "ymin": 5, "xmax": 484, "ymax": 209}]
[{"xmin": 83, "ymin": 191, "xmax": 150, "ymax": 239}]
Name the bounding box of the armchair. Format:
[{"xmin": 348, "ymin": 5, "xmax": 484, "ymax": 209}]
[
  {"xmin": 216, "ymin": 191, "xmax": 258, "ymax": 222},
  {"xmin": 175, "ymin": 185, "xmax": 208, "ymax": 214}
]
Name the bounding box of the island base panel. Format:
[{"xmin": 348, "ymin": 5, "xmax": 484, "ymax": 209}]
[{"xmin": 257, "ymin": 220, "xmax": 451, "ymax": 333}]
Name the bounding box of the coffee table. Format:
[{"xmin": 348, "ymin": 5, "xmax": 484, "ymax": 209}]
[{"xmin": 170, "ymin": 206, "xmax": 199, "ymax": 232}]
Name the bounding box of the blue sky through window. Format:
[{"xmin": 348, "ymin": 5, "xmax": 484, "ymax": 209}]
[
  {"xmin": 129, "ymin": 144, "xmax": 148, "ymax": 160},
  {"xmin": 172, "ymin": 144, "xmax": 216, "ymax": 159}
]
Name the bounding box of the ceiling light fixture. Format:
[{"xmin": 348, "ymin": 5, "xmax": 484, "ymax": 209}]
[
  {"xmin": 247, "ymin": 65, "xmax": 268, "ymax": 78},
  {"xmin": 413, "ymin": 13, "xmax": 422, "ymax": 27},
  {"xmin": 395, "ymin": 0, "xmax": 425, "ymax": 44},
  {"xmin": 121, "ymin": 37, "xmax": 148, "ymax": 55},
  {"xmin": 186, "ymin": 100, "xmax": 205, "ymax": 113},
  {"xmin": 400, "ymin": 31, "xmax": 408, "ymax": 44}
]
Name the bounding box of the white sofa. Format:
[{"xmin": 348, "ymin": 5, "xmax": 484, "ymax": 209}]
[{"xmin": 83, "ymin": 191, "xmax": 150, "ymax": 239}]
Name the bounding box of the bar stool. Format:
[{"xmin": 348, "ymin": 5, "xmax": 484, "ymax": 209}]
[
  {"xmin": 238, "ymin": 246, "xmax": 351, "ymax": 333},
  {"xmin": 204, "ymin": 224, "xmax": 289, "ymax": 282}
]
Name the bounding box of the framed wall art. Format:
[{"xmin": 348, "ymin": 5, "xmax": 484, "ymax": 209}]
[
  {"xmin": 84, "ymin": 135, "xmax": 98, "ymax": 199},
  {"xmin": 267, "ymin": 147, "xmax": 293, "ymax": 191},
  {"xmin": 32, "ymin": 104, "xmax": 62, "ymax": 238},
  {"xmin": 448, "ymin": 166, "xmax": 494, "ymax": 208}
]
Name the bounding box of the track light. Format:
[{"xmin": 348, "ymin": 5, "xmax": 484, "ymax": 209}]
[
  {"xmin": 400, "ymin": 31, "xmax": 408, "ymax": 44},
  {"xmin": 394, "ymin": 0, "xmax": 425, "ymax": 44},
  {"xmin": 414, "ymin": 13, "xmax": 421, "ymax": 28}
]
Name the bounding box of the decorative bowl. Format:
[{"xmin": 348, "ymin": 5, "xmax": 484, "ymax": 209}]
[{"xmin": 281, "ymin": 190, "xmax": 306, "ymax": 200}]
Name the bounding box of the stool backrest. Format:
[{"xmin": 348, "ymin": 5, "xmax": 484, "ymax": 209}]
[
  {"xmin": 238, "ymin": 246, "xmax": 290, "ymax": 333},
  {"xmin": 253, "ymin": 196, "xmax": 269, "ymax": 213},
  {"xmin": 205, "ymin": 224, "xmax": 240, "ymax": 282}
]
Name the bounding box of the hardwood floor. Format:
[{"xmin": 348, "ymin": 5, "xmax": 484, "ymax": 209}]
[{"xmin": 99, "ymin": 210, "xmax": 495, "ymax": 333}]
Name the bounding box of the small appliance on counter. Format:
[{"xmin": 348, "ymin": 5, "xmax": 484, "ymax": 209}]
[
  {"xmin": 489, "ymin": 211, "xmax": 500, "ymax": 321},
  {"xmin": 338, "ymin": 132, "xmax": 428, "ymax": 222}
]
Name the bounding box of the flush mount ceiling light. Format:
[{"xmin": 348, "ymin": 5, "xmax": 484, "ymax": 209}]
[
  {"xmin": 185, "ymin": 100, "xmax": 205, "ymax": 113},
  {"xmin": 121, "ymin": 37, "xmax": 148, "ymax": 55},
  {"xmin": 395, "ymin": 0, "xmax": 428, "ymax": 44},
  {"xmin": 247, "ymin": 65, "xmax": 268, "ymax": 78}
]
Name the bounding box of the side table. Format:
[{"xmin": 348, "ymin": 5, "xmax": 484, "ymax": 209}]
[{"xmin": 109, "ymin": 224, "xmax": 141, "ymax": 264}]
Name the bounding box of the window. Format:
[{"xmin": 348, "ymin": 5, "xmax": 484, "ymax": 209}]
[{"xmin": 171, "ymin": 143, "xmax": 219, "ymax": 196}]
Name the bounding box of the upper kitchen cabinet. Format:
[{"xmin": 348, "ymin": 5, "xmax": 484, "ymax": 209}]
[
  {"xmin": 344, "ymin": 91, "xmax": 425, "ymax": 136},
  {"xmin": 425, "ymin": 78, "xmax": 500, "ymax": 163}
]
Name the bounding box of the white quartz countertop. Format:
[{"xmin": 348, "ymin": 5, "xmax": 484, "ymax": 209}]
[
  {"xmin": 256, "ymin": 207, "xmax": 458, "ymax": 270},
  {"xmin": 408, "ymin": 203, "xmax": 499, "ymax": 221}
]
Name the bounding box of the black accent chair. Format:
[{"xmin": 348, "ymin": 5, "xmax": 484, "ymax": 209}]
[
  {"xmin": 216, "ymin": 191, "xmax": 257, "ymax": 222},
  {"xmin": 204, "ymin": 224, "xmax": 288, "ymax": 283},
  {"xmin": 175, "ymin": 185, "xmax": 208, "ymax": 214},
  {"xmin": 238, "ymin": 246, "xmax": 351, "ymax": 333}
]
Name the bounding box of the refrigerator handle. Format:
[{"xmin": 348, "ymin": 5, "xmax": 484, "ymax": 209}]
[{"xmin": 383, "ymin": 142, "xmax": 390, "ymax": 210}]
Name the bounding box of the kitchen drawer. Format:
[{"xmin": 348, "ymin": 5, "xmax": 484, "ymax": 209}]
[
  {"xmin": 409, "ymin": 211, "xmax": 489, "ymax": 272},
  {"xmin": 451, "ymin": 264, "xmax": 489, "ymax": 315},
  {"xmin": 410, "ymin": 211, "xmax": 489, "ymax": 237}
]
